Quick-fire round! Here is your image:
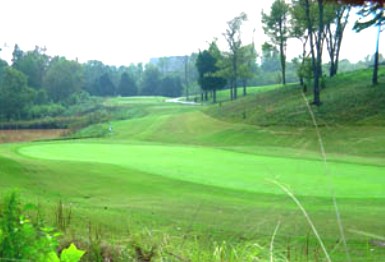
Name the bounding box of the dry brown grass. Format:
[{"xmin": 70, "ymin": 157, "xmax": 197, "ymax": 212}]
[{"xmin": 0, "ymin": 129, "xmax": 67, "ymax": 143}]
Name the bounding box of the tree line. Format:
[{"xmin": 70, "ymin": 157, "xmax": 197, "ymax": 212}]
[
  {"xmin": 0, "ymin": 46, "xmax": 196, "ymax": 121},
  {"xmin": 0, "ymin": 1, "xmax": 383, "ymax": 122},
  {"xmin": 195, "ymin": 0, "xmax": 384, "ymax": 105}
]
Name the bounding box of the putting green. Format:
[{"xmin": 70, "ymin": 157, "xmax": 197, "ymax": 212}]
[{"xmin": 18, "ymin": 142, "xmax": 385, "ymax": 198}]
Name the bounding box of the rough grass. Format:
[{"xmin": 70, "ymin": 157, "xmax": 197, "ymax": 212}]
[{"xmin": 206, "ymin": 68, "xmax": 385, "ymax": 126}]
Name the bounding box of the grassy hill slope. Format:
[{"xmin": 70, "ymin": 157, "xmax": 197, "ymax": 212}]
[{"xmin": 206, "ymin": 68, "xmax": 385, "ymax": 126}]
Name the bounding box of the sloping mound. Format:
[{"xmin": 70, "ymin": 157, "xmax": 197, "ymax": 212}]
[{"xmin": 206, "ymin": 68, "xmax": 385, "ymax": 126}]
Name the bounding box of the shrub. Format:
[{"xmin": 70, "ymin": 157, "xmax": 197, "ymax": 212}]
[
  {"xmin": 0, "ymin": 191, "xmax": 59, "ymax": 260},
  {"xmin": 0, "ymin": 191, "xmax": 84, "ymax": 262},
  {"xmin": 28, "ymin": 103, "xmax": 66, "ymax": 119}
]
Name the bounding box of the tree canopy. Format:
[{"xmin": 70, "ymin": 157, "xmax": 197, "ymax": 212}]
[
  {"xmin": 0, "ymin": 67, "xmax": 35, "ymax": 120},
  {"xmin": 196, "ymin": 42, "xmax": 227, "ymax": 103},
  {"xmin": 354, "ymin": 2, "xmax": 384, "ymax": 84},
  {"xmin": 262, "ymin": 0, "xmax": 290, "ymax": 84},
  {"xmin": 43, "ymin": 57, "xmax": 83, "ymax": 102}
]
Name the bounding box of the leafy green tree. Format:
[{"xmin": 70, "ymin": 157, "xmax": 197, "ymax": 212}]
[
  {"xmin": 118, "ymin": 72, "xmax": 138, "ymax": 96},
  {"xmin": 184, "ymin": 53, "xmax": 200, "ymax": 99},
  {"xmin": 262, "ymin": 0, "xmax": 290, "ymax": 85},
  {"xmin": 325, "ymin": 4, "xmax": 351, "ymax": 77},
  {"xmin": 292, "ymin": 0, "xmax": 341, "ymax": 103},
  {"xmin": 299, "ymin": 0, "xmax": 324, "ymax": 105},
  {"xmin": 159, "ymin": 75, "xmax": 183, "ymax": 98},
  {"xmin": 12, "ymin": 46, "xmax": 49, "ymax": 89},
  {"xmin": 11, "ymin": 44, "xmax": 24, "ymax": 65},
  {"xmin": 126, "ymin": 63, "xmax": 144, "ymax": 85},
  {"xmin": 157, "ymin": 57, "xmax": 171, "ymax": 75},
  {"xmin": 196, "ymin": 50, "xmax": 214, "ymax": 101},
  {"xmin": 82, "ymin": 60, "xmax": 108, "ymax": 96},
  {"xmin": 293, "ymin": 56, "xmax": 312, "ymax": 92},
  {"xmin": 140, "ymin": 64, "xmax": 161, "ymax": 96},
  {"xmin": 261, "ymin": 42, "xmax": 281, "ymax": 72},
  {"xmin": 223, "ymin": 12, "xmax": 248, "ymax": 100},
  {"xmin": 196, "ymin": 42, "xmax": 227, "ymax": 103},
  {"xmin": 238, "ymin": 44, "xmax": 257, "ymax": 96},
  {"xmin": 0, "ymin": 67, "xmax": 35, "ymax": 120},
  {"xmin": 290, "ymin": 0, "xmax": 315, "ymax": 86},
  {"xmin": 82, "ymin": 62, "xmax": 118, "ymax": 97},
  {"xmin": 43, "ymin": 57, "xmax": 83, "ymax": 103},
  {"xmin": 354, "ymin": 2, "xmax": 384, "ymax": 85},
  {"xmin": 258, "ymin": 42, "xmax": 283, "ymax": 85},
  {"xmin": 98, "ymin": 72, "xmax": 115, "ymax": 96},
  {"xmin": 0, "ymin": 58, "xmax": 8, "ymax": 86}
]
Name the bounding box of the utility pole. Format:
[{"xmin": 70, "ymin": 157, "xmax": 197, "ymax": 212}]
[{"xmin": 184, "ymin": 55, "xmax": 189, "ymax": 100}]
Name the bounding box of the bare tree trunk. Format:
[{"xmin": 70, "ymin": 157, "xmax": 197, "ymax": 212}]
[
  {"xmin": 313, "ymin": 0, "xmax": 324, "ymax": 106},
  {"xmin": 299, "ymin": 36, "xmax": 308, "ymax": 87},
  {"xmin": 326, "ymin": 5, "xmax": 350, "ymax": 77},
  {"xmin": 243, "ymin": 79, "xmax": 247, "ymax": 96},
  {"xmin": 184, "ymin": 55, "xmax": 189, "ymax": 100},
  {"xmin": 233, "ymin": 53, "xmax": 238, "ymax": 100},
  {"xmin": 333, "ymin": 20, "xmax": 344, "ymax": 76},
  {"xmin": 304, "ymin": 0, "xmax": 320, "ymax": 105},
  {"xmin": 280, "ymin": 43, "xmax": 286, "ymax": 85},
  {"xmin": 373, "ymin": 25, "xmax": 381, "ymax": 85},
  {"xmin": 279, "ymin": 20, "xmax": 286, "ymax": 85},
  {"xmin": 234, "ymin": 81, "xmax": 238, "ymax": 99},
  {"xmin": 213, "ymin": 88, "xmax": 217, "ymax": 103},
  {"xmin": 326, "ymin": 24, "xmax": 336, "ymax": 77}
]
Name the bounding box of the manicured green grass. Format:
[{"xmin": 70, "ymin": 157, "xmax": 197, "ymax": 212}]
[
  {"xmin": 103, "ymin": 96, "xmax": 168, "ymax": 105},
  {"xmin": 18, "ymin": 142, "xmax": 385, "ymax": 198},
  {"xmin": 193, "ymin": 83, "xmax": 290, "ymax": 104},
  {"xmin": 2, "ymin": 137, "xmax": 385, "ymax": 260},
  {"xmin": 1, "ymin": 69, "xmax": 385, "ymax": 260}
]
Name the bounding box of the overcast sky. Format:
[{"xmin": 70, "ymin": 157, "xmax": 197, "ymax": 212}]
[{"xmin": 0, "ymin": 0, "xmax": 379, "ymax": 66}]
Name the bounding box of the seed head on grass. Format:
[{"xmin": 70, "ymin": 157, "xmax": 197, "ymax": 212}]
[
  {"xmin": 270, "ymin": 220, "xmax": 281, "ymax": 262},
  {"xmin": 302, "ymin": 92, "xmax": 350, "ymax": 261},
  {"xmin": 268, "ymin": 179, "xmax": 331, "ymax": 262}
]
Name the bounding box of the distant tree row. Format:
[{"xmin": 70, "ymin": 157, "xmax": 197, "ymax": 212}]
[
  {"xmin": 0, "ymin": 45, "xmax": 199, "ymax": 121},
  {"xmin": 1, "ymin": 1, "xmax": 382, "ymax": 122}
]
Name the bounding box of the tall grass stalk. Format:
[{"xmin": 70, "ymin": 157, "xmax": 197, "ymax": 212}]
[
  {"xmin": 348, "ymin": 229, "xmax": 385, "ymax": 241},
  {"xmin": 269, "ymin": 180, "xmax": 331, "ymax": 262},
  {"xmin": 302, "ymin": 92, "xmax": 351, "ymax": 262},
  {"xmin": 270, "ymin": 220, "xmax": 281, "ymax": 262}
]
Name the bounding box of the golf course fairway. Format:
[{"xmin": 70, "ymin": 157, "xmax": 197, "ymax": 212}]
[
  {"xmin": 18, "ymin": 142, "xmax": 385, "ymax": 198},
  {"xmin": 1, "ymin": 69, "xmax": 385, "ymax": 260}
]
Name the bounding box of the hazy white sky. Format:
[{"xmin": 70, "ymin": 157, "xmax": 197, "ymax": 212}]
[{"xmin": 0, "ymin": 0, "xmax": 379, "ymax": 66}]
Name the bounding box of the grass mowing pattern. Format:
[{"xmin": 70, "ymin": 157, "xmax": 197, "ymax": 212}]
[{"xmin": 18, "ymin": 142, "xmax": 385, "ymax": 198}]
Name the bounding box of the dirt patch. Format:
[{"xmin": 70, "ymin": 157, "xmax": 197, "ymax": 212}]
[{"xmin": 0, "ymin": 129, "xmax": 67, "ymax": 143}]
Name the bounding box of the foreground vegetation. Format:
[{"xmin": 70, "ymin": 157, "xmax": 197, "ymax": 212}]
[
  {"xmin": 0, "ymin": 68, "xmax": 384, "ymax": 261},
  {"xmin": 0, "ymin": 191, "xmax": 85, "ymax": 261}
]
